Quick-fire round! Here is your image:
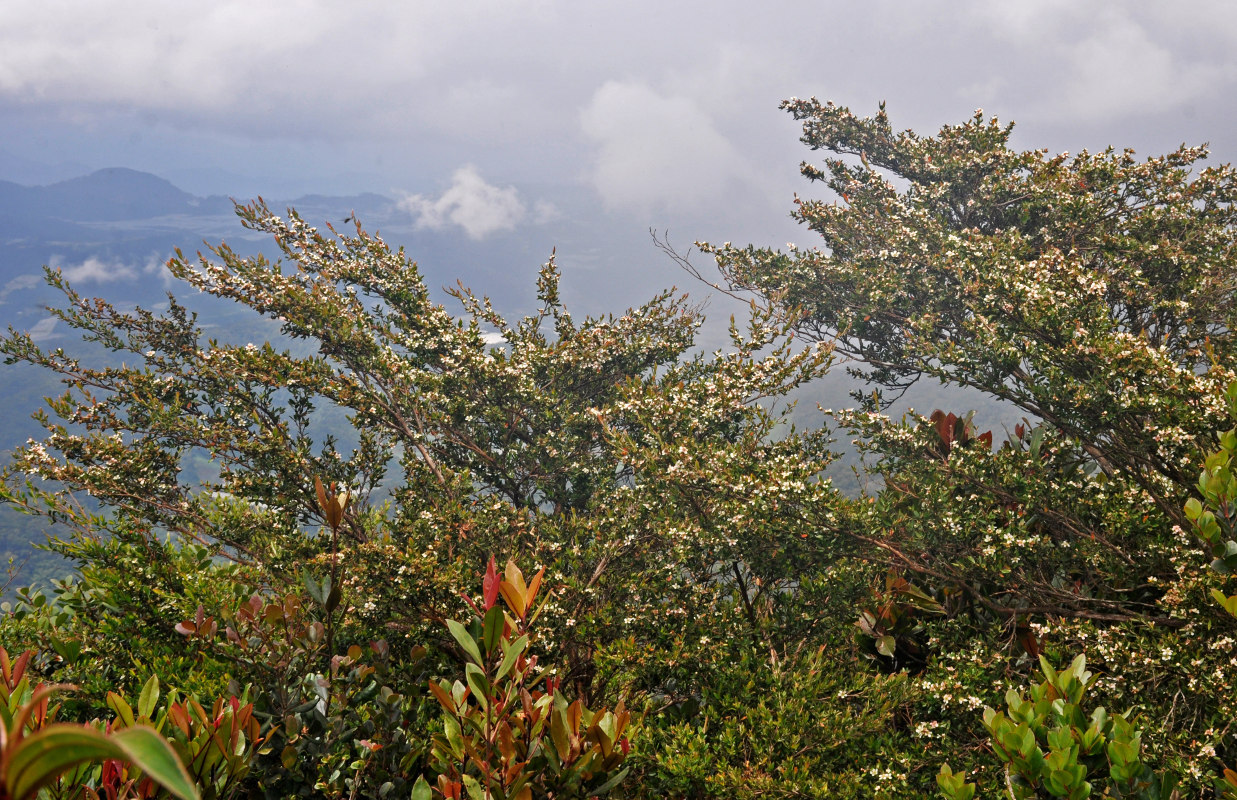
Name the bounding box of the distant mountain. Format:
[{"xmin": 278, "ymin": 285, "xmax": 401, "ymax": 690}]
[
  {"xmin": 0, "ymin": 168, "xmax": 404, "ymax": 233},
  {"xmin": 0, "ymin": 167, "xmax": 221, "ymax": 223},
  {"xmin": 40, "ymin": 167, "xmax": 200, "ymax": 219},
  {"xmin": 0, "ymin": 168, "xmax": 410, "ymax": 291}
]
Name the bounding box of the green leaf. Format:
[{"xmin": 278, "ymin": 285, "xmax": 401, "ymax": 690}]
[
  {"xmin": 138, "ymin": 674, "xmax": 161, "ymax": 720},
  {"xmin": 447, "ymin": 619, "xmax": 484, "ymax": 666},
  {"xmin": 303, "ymin": 571, "xmax": 327, "ymax": 606},
  {"xmin": 588, "ymin": 766, "xmax": 630, "ymax": 796},
  {"xmin": 875, "ymin": 635, "xmax": 896, "ymax": 657},
  {"xmin": 49, "ymin": 638, "xmax": 81, "ymax": 664},
  {"xmin": 551, "ymin": 704, "xmax": 571, "ymax": 761},
  {"xmin": 410, "ymin": 776, "xmax": 432, "ymax": 800},
  {"xmin": 497, "ymin": 635, "xmax": 528, "ymax": 679},
  {"xmin": 1107, "ymin": 738, "xmax": 1138, "ymax": 767},
  {"xmin": 482, "ymin": 604, "xmax": 504, "ymax": 656},
  {"xmin": 462, "ymin": 774, "xmax": 485, "ymax": 800},
  {"xmin": 1213, "ymin": 588, "xmax": 1237, "ymax": 617},
  {"xmin": 465, "ymin": 663, "xmax": 491, "ymax": 710},
  {"xmin": 6, "ymin": 724, "xmax": 199, "ymax": 800},
  {"xmin": 1015, "ymin": 724, "xmax": 1037, "ymax": 759},
  {"xmin": 107, "ymin": 691, "xmax": 136, "ymax": 728},
  {"xmin": 444, "ymin": 715, "xmax": 465, "ymax": 759},
  {"xmin": 937, "ymin": 766, "xmax": 978, "ymax": 800},
  {"xmin": 1038, "ymin": 654, "xmax": 1058, "ymax": 686},
  {"xmin": 325, "ymin": 582, "xmax": 342, "ymax": 613}
]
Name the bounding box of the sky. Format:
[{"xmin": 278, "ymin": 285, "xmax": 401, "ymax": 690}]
[{"xmin": 2, "ymin": 1, "xmax": 1237, "ymax": 309}]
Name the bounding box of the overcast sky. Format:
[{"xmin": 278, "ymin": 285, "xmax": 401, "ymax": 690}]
[{"xmin": 3, "ymin": 1, "xmax": 1237, "ymax": 283}]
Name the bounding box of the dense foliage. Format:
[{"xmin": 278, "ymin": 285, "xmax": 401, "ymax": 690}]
[{"xmin": 3, "ymin": 99, "xmax": 1237, "ymax": 797}]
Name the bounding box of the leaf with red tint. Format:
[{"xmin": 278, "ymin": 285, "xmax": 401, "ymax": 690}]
[
  {"xmin": 526, "ymin": 566, "xmax": 545, "ymax": 609},
  {"xmin": 483, "ymin": 556, "xmax": 500, "ymax": 610},
  {"xmin": 460, "ymin": 591, "xmax": 482, "ymax": 615},
  {"xmin": 429, "ymin": 680, "xmax": 456, "ymax": 712},
  {"xmin": 168, "ymin": 702, "xmax": 192, "ymax": 736},
  {"xmin": 1017, "ymin": 623, "xmax": 1041, "ymax": 658},
  {"xmin": 951, "ymin": 414, "xmax": 966, "ymax": 445},
  {"xmin": 315, "ymin": 475, "xmax": 329, "ymax": 517},
  {"xmin": 930, "ymin": 409, "xmax": 952, "ymax": 449}
]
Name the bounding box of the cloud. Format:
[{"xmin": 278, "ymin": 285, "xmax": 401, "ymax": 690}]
[
  {"xmin": 26, "ymin": 317, "xmax": 58, "ymax": 342},
  {"xmin": 56, "ymin": 256, "xmax": 137, "ymax": 283},
  {"xmin": 965, "ymin": 2, "xmax": 1237, "ymax": 123},
  {"xmin": 0, "ymin": 274, "xmax": 42, "ymax": 304},
  {"xmin": 1060, "ymin": 19, "xmax": 1234, "ymax": 121},
  {"xmin": 399, "ymin": 165, "xmax": 526, "ymax": 239},
  {"xmin": 0, "ymin": 1, "xmax": 563, "ymax": 142},
  {"xmin": 532, "ymin": 200, "xmax": 561, "ymax": 225},
  {"xmin": 580, "ymin": 80, "xmax": 761, "ymax": 216},
  {"xmin": 47, "ymin": 254, "xmax": 168, "ymax": 285},
  {"xmin": 5, "ymin": 0, "xmax": 1237, "ymax": 222},
  {"xmin": 142, "ymin": 253, "xmax": 177, "ymax": 287}
]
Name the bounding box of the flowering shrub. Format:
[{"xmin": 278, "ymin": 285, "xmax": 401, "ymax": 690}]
[
  {"xmin": 706, "ymin": 98, "xmax": 1237, "ymax": 535},
  {"xmin": 5, "ymin": 97, "xmax": 1237, "ymax": 797}
]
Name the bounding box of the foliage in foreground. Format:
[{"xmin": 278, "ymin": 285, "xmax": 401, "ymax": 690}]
[
  {"xmin": 3, "ymin": 98, "xmax": 1237, "ymax": 797},
  {"xmin": 0, "ymin": 647, "xmax": 198, "ymax": 800},
  {"xmin": 939, "ymin": 654, "xmax": 1175, "ymax": 799}
]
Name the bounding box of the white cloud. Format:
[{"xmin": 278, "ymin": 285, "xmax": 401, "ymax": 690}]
[
  {"xmin": 0, "ymin": 274, "xmax": 42, "ymax": 304},
  {"xmin": 399, "ymin": 165, "xmax": 526, "ymax": 239},
  {"xmin": 5, "ymin": 0, "xmax": 1237, "ymax": 225},
  {"xmin": 1062, "ymin": 19, "xmax": 1234, "ymax": 121},
  {"xmin": 965, "ymin": 2, "xmax": 1237, "ymax": 122},
  {"xmin": 580, "ymin": 81, "xmax": 761, "ymax": 215},
  {"xmin": 55, "ymin": 256, "xmax": 138, "ymax": 284},
  {"xmin": 0, "ymin": 1, "xmax": 561, "ymax": 140},
  {"xmin": 27, "ymin": 317, "xmax": 58, "ymax": 342},
  {"xmin": 532, "ymin": 200, "xmax": 561, "ymax": 224},
  {"xmin": 47, "ymin": 253, "xmax": 168, "ymax": 285},
  {"xmin": 142, "ymin": 253, "xmax": 177, "ymax": 287}
]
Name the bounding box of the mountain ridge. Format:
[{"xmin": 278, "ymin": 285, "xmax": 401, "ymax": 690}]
[{"xmin": 0, "ymin": 167, "xmax": 398, "ymax": 224}]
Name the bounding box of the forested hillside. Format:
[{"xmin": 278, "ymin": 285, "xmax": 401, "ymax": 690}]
[{"xmin": 2, "ymin": 101, "xmax": 1236, "ymax": 798}]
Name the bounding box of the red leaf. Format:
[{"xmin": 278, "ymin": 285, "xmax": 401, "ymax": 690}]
[
  {"xmin": 951, "ymin": 414, "xmax": 966, "ymax": 445},
  {"xmin": 930, "ymin": 409, "xmax": 952, "ymax": 447},
  {"xmin": 460, "ymin": 591, "xmax": 481, "ymax": 615},
  {"xmin": 8, "ymin": 650, "xmax": 30, "ymax": 689},
  {"xmin": 483, "ymin": 556, "xmax": 500, "ymax": 610}
]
